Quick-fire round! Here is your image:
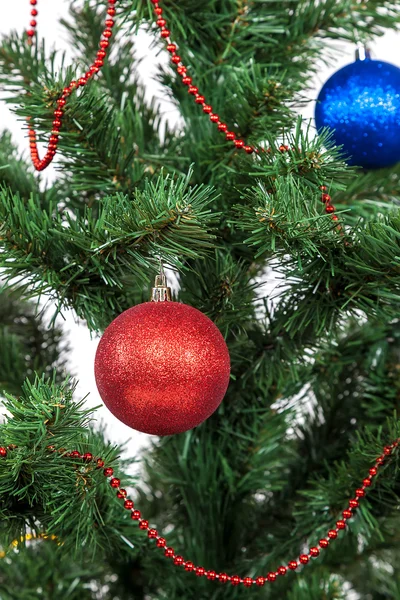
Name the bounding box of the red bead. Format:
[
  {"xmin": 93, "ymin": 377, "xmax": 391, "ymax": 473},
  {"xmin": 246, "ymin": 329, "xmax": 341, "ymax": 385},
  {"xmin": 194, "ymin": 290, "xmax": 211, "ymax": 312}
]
[
  {"xmin": 195, "ymin": 566, "xmax": 205, "ymax": 577},
  {"xmin": 226, "ymin": 132, "xmax": 235, "ymax": 141},
  {"xmin": 177, "ymin": 66, "xmax": 187, "ymax": 75},
  {"xmin": 355, "ymin": 488, "xmax": 365, "ymax": 498},
  {"xmin": 336, "ymin": 520, "xmax": 346, "ymax": 530},
  {"xmin": 156, "ymin": 537, "xmax": 166, "ymax": 547},
  {"xmin": 103, "ymin": 29, "xmax": 112, "ymax": 38},
  {"xmin": 244, "ymin": 146, "xmax": 254, "ymax": 154},
  {"xmin": 234, "ymin": 139, "xmax": 245, "ymax": 148},
  {"xmin": 349, "ymin": 499, "xmax": 359, "ymax": 508},
  {"xmin": 325, "ymin": 205, "xmax": 335, "ymax": 213},
  {"xmin": 376, "ymin": 456, "xmax": 385, "ymax": 464},
  {"xmin": 154, "ymin": 6, "xmax": 163, "ymax": 15},
  {"xmin": 167, "ymin": 43, "xmax": 176, "ymax": 52},
  {"xmin": 342, "ymin": 509, "xmax": 352, "ymax": 519},
  {"xmin": 384, "ymin": 446, "xmax": 392, "ymax": 455},
  {"xmin": 328, "ymin": 530, "xmax": 338, "ymax": 539},
  {"xmin": 207, "ymin": 571, "xmax": 217, "ymax": 580},
  {"xmin": 185, "ymin": 561, "xmax": 194, "ymax": 571},
  {"xmin": 110, "ymin": 478, "xmax": 120, "ymax": 488},
  {"xmin": 319, "ymin": 539, "xmax": 329, "ymax": 548},
  {"xmin": 363, "ymin": 478, "xmax": 372, "ymax": 487},
  {"xmin": 0, "ymin": 447, "xmax": 7, "ymax": 458},
  {"xmin": 139, "ymin": 520, "xmax": 149, "ymax": 530},
  {"xmin": 369, "ymin": 467, "xmax": 378, "ymax": 476},
  {"xmin": 310, "ymin": 547, "xmax": 320, "ymax": 557},
  {"xmin": 156, "ymin": 18, "xmax": 166, "ymax": 27},
  {"xmin": 117, "ymin": 489, "xmax": 127, "ymax": 498},
  {"xmin": 172, "ymin": 55, "xmax": 181, "ymax": 64},
  {"xmin": 30, "ymin": 20, "xmax": 37, "ymax": 27},
  {"xmin": 100, "ymin": 40, "xmax": 109, "ymax": 49},
  {"xmin": 27, "ymin": 30, "xmax": 35, "ymax": 37},
  {"xmin": 231, "ymin": 575, "xmax": 241, "ymax": 586},
  {"xmin": 279, "ymin": 144, "xmax": 288, "ymax": 152},
  {"xmin": 332, "ymin": 214, "xmax": 339, "ymax": 221},
  {"xmin": 70, "ymin": 450, "xmax": 81, "ymax": 459},
  {"xmin": 195, "ymin": 95, "xmax": 205, "ymax": 104},
  {"xmin": 267, "ymin": 572, "xmax": 277, "ymax": 582},
  {"xmin": 105, "ymin": 19, "xmax": 114, "ymax": 27},
  {"xmin": 150, "ymin": 0, "xmax": 159, "ymax": 3},
  {"xmin": 31, "ymin": 9, "xmax": 38, "ymax": 16},
  {"xmin": 218, "ymin": 123, "xmax": 228, "ymax": 132},
  {"xmin": 202, "ymin": 104, "xmax": 212, "ymax": 113},
  {"xmin": 219, "ymin": 573, "xmax": 228, "ymax": 583},
  {"xmin": 107, "ymin": 8, "xmax": 116, "ymax": 16},
  {"xmin": 182, "ymin": 76, "xmax": 192, "ymax": 85},
  {"xmin": 288, "ymin": 561, "xmax": 298, "ymax": 570},
  {"xmin": 165, "ymin": 547, "xmax": 174, "ymax": 558},
  {"xmin": 188, "ymin": 86, "xmax": 198, "ymax": 95},
  {"xmin": 108, "ymin": 0, "xmax": 117, "ymax": 4},
  {"xmin": 30, "ymin": 0, "xmax": 37, "ymax": 4},
  {"xmin": 174, "ymin": 556, "xmax": 184, "ymax": 566},
  {"xmin": 148, "ymin": 528, "xmax": 158, "ymax": 539},
  {"xmin": 299, "ymin": 554, "xmax": 309, "ymax": 564},
  {"xmin": 57, "ymin": 98, "xmax": 66, "ymax": 106},
  {"xmin": 255, "ymin": 576, "xmax": 265, "ymax": 586},
  {"xmin": 161, "ymin": 29, "xmax": 170, "ymax": 38},
  {"xmin": 54, "ymin": 109, "xmax": 63, "ymax": 117},
  {"xmin": 210, "ymin": 114, "xmax": 219, "ymax": 123},
  {"xmin": 124, "ymin": 499, "xmax": 134, "ymax": 510},
  {"xmin": 321, "ymin": 193, "xmax": 331, "ymax": 203},
  {"xmin": 82, "ymin": 452, "xmax": 93, "ymax": 462},
  {"xmin": 277, "ymin": 566, "xmax": 287, "ymax": 576},
  {"xmin": 320, "ymin": 185, "xmax": 327, "ymax": 191},
  {"xmin": 243, "ymin": 577, "xmax": 253, "ymax": 587},
  {"xmin": 95, "ymin": 59, "xmax": 104, "ymax": 67}
]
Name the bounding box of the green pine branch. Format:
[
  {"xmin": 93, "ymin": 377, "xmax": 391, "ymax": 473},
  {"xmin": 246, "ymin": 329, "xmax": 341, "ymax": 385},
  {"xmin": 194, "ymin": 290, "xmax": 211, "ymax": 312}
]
[{"xmin": 0, "ymin": 171, "xmax": 218, "ymax": 330}]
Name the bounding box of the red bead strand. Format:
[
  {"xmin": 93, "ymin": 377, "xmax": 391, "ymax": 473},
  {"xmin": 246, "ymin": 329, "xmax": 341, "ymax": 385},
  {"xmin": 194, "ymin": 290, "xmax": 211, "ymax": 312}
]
[
  {"xmin": 26, "ymin": 0, "xmax": 117, "ymax": 171},
  {"xmin": 150, "ymin": 0, "xmax": 252, "ymax": 156},
  {"xmin": 24, "ymin": 0, "xmax": 340, "ymax": 225},
  {"xmin": 150, "ymin": 1, "xmax": 339, "ymax": 223},
  {"xmin": 1, "ymin": 438, "xmax": 398, "ymax": 587}
]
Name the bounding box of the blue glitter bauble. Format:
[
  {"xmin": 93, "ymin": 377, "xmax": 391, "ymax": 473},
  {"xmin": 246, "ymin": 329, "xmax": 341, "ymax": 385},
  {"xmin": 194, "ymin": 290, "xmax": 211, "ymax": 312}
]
[{"xmin": 315, "ymin": 58, "xmax": 400, "ymax": 169}]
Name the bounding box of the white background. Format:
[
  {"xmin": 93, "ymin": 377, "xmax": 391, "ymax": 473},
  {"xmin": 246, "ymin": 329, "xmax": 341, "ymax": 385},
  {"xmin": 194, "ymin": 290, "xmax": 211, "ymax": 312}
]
[{"xmin": 0, "ymin": 1, "xmax": 399, "ymax": 459}]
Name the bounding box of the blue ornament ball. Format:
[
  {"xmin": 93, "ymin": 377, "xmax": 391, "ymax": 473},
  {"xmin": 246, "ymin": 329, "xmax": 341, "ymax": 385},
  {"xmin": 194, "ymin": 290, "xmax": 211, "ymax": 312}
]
[{"xmin": 315, "ymin": 58, "xmax": 400, "ymax": 169}]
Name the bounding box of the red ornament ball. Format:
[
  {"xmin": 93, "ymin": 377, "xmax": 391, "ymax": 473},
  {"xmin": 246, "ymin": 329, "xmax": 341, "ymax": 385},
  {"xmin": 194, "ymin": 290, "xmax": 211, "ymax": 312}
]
[{"xmin": 95, "ymin": 301, "xmax": 230, "ymax": 436}]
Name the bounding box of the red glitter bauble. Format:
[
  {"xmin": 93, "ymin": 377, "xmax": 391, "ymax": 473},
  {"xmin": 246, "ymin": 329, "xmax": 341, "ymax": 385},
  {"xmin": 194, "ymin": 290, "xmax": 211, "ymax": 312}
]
[{"xmin": 94, "ymin": 301, "xmax": 230, "ymax": 436}]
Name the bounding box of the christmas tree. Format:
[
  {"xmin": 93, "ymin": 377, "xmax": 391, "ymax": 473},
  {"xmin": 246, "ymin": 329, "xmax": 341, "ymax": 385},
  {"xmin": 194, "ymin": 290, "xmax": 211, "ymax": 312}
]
[{"xmin": 1, "ymin": 1, "xmax": 400, "ymax": 598}]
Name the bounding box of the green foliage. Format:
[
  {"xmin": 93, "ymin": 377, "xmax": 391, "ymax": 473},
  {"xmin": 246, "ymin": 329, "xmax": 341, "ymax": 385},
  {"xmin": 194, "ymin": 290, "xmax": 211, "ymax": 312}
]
[
  {"xmin": 0, "ymin": 171, "xmax": 217, "ymax": 330},
  {"xmin": 0, "ymin": 285, "xmax": 68, "ymax": 396},
  {"xmin": 0, "ymin": 0, "xmax": 400, "ymax": 598},
  {"xmin": 0, "ymin": 376, "xmax": 142, "ymax": 558}
]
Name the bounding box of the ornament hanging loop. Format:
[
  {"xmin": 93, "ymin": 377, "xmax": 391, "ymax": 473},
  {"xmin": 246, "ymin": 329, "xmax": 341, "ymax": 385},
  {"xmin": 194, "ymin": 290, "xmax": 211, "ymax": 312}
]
[
  {"xmin": 151, "ymin": 264, "xmax": 172, "ymax": 302},
  {"xmin": 356, "ymin": 44, "xmax": 371, "ymax": 61}
]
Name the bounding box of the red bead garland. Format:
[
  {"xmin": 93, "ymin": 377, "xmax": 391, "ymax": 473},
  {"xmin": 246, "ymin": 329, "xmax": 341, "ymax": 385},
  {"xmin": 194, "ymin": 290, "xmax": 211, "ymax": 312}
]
[
  {"xmin": 23, "ymin": 0, "xmax": 340, "ymax": 223},
  {"xmin": 0, "ymin": 439, "xmax": 398, "ymax": 587},
  {"xmin": 25, "ymin": 0, "xmax": 117, "ymax": 171},
  {"xmin": 149, "ymin": 0, "xmax": 339, "ymax": 223}
]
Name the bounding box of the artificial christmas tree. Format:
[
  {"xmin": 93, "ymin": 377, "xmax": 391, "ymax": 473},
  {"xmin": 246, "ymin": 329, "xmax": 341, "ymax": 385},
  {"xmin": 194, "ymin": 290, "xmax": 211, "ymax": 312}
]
[{"xmin": 1, "ymin": 1, "xmax": 400, "ymax": 599}]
